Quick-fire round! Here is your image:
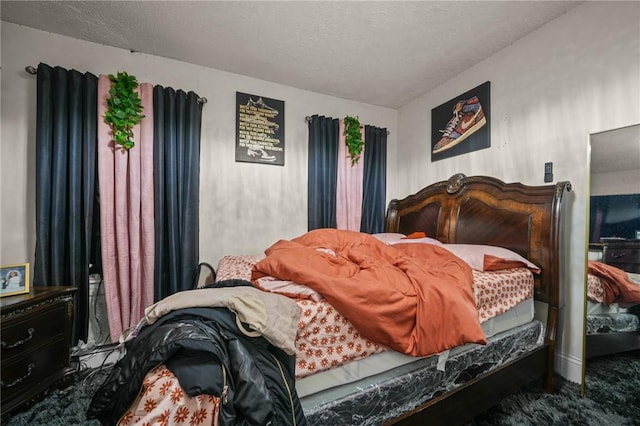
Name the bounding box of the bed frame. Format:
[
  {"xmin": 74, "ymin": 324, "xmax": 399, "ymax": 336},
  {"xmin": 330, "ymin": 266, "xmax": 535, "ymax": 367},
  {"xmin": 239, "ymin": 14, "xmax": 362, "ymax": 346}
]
[
  {"xmin": 586, "ymin": 330, "xmax": 640, "ymax": 359},
  {"xmin": 383, "ymin": 173, "xmax": 572, "ymax": 425},
  {"xmin": 88, "ymin": 173, "xmax": 573, "ymax": 426}
]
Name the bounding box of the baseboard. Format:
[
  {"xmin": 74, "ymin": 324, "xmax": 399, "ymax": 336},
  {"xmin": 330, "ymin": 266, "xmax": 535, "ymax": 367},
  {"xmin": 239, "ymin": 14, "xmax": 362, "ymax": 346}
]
[{"xmin": 555, "ymin": 351, "xmax": 583, "ymax": 384}]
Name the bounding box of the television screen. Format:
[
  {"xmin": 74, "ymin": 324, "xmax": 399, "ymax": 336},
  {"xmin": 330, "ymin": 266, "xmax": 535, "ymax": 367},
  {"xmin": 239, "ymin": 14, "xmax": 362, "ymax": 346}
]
[{"xmin": 589, "ymin": 194, "xmax": 640, "ymax": 242}]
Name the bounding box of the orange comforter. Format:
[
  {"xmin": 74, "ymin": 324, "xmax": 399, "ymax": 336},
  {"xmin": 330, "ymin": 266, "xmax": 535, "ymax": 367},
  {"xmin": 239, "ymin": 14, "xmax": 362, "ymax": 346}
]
[
  {"xmin": 251, "ymin": 229, "xmax": 487, "ymax": 357},
  {"xmin": 588, "ymin": 260, "xmax": 640, "ymax": 305}
]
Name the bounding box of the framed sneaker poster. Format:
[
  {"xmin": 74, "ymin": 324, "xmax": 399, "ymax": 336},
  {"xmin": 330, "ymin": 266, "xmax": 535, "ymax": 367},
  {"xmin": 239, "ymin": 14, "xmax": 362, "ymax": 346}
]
[
  {"xmin": 431, "ymin": 81, "xmax": 490, "ymax": 162},
  {"xmin": 236, "ymin": 92, "xmax": 285, "ymax": 166}
]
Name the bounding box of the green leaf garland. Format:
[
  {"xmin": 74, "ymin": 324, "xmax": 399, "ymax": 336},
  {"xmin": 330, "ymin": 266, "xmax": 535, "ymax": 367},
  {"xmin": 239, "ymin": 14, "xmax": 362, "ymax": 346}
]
[
  {"xmin": 344, "ymin": 115, "xmax": 363, "ymax": 166},
  {"xmin": 104, "ymin": 72, "xmax": 145, "ymax": 150}
]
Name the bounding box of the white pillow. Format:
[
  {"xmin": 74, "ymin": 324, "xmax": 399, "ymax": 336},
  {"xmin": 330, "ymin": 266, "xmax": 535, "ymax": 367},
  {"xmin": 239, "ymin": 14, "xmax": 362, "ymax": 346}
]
[
  {"xmin": 372, "ymin": 233, "xmax": 407, "ymax": 244},
  {"xmin": 373, "ymin": 233, "xmax": 444, "ymax": 247}
]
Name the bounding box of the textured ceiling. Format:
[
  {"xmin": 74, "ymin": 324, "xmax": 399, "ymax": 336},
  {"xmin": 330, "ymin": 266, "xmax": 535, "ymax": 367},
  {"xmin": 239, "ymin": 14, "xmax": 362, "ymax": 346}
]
[{"xmin": 1, "ymin": 1, "xmax": 581, "ymax": 108}]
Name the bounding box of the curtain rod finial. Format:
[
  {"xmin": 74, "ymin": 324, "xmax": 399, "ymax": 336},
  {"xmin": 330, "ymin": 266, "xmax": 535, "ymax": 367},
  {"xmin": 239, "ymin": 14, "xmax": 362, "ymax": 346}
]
[{"xmin": 25, "ymin": 65, "xmax": 37, "ymax": 75}]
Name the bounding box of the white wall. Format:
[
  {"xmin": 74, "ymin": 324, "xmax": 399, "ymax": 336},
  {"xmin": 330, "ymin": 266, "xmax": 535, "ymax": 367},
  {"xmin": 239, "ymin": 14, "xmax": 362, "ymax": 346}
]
[
  {"xmin": 0, "ymin": 22, "xmax": 397, "ymax": 269},
  {"xmin": 397, "ymin": 2, "xmax": 640, "ymax": 383}
]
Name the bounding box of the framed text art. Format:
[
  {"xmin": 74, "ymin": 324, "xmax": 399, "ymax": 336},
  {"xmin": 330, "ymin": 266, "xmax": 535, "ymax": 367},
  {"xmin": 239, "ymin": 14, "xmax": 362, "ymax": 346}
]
[
  {"xmin": 431, "ymin": 81, "xmax": 490, "ymax": 162},
  {"xmin": 0, "ymin": 262, "xmax": 30, "ymax": 298},
  {"xmin": 236, "ymin": 92, "xmax": 285, "ymax": 166}
]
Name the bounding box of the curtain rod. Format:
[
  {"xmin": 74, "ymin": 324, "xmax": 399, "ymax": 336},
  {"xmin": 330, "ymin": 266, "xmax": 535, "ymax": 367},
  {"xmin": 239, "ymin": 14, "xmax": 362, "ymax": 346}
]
[
  {"xmin": 24, "ymin": 65, "xmax": 208, "ymax": 104},
  {"xmin": 305, "ymin": 115, "xmax": 390, "ymax": 135}
]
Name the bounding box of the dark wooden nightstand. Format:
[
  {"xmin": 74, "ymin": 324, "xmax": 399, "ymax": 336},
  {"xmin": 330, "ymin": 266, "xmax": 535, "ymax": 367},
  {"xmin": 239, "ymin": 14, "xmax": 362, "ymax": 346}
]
[
  {"xmin": 1, "ymin": 286, "xmax": 76, "ymax": 419},
  {"xmin": 602, "ymin": 239, "xmax": 640, "ymax": 273}
]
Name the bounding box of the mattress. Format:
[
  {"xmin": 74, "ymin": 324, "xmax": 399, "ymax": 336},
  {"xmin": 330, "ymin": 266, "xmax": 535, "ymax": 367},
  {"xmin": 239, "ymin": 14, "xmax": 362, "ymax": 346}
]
[
  {"xmin": 295, "ymin": 297, "xmax": 534, "ymax": 398},
  {"xmin": 586, "ymin": 269, "xmax": 640, "ymax": 334},
  {"xmin": 586, "ymin": 272, "xmax": 640, "ymax": 335},
  {"xmin": 301, "ymin": 320, "xmax": 544, "ymax": 426},
  {"xmin": 586, "ymin": 300, "xmax": 628, "ymax": 315},
  {"xmin": 117, "ymin": 311, "xmax": 537, "ymax": 426},
  {"xmin": 215, "ymin": 255, "xmax": 535, "ymax": 380}
]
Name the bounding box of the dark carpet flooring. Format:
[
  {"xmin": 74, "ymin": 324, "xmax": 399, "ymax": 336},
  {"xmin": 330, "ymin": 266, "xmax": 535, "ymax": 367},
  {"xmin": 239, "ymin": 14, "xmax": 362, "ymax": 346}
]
[
  {"xmin": 468, "ymin": 349, "xmax": 640, "ymax": 426},
  {"xmin": 4, "ymin": 350, "xmax": 639, "ymax": 425}
]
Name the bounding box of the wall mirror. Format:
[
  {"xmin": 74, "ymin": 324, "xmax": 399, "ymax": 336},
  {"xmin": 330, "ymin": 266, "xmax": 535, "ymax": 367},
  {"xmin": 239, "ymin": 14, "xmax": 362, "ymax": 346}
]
[{"xmin": 583, "ymin": 124, "xmax": 640, "ymax": 388}]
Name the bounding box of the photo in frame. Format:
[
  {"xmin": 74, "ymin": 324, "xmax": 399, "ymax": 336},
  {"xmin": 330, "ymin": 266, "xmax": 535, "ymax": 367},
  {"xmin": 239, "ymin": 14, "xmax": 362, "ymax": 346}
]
[
  {"xmin": 431, "ymin": 81, "xmax": 490, "ymax": 162},
  {"xmin": 0, "ymin": 262, "xmax": 30, "ymax": 297}
]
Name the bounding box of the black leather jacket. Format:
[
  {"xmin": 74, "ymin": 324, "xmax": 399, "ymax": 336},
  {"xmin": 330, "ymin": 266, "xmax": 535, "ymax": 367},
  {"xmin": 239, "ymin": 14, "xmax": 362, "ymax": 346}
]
[{"xmin": 87, "ymin": 305, "xmax": 307, "ymax": 425}]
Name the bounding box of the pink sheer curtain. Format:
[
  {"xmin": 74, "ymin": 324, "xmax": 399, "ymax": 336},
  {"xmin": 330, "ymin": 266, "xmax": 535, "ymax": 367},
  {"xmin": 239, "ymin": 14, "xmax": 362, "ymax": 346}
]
[
  {"xmin": 336, "ymin": 119, "xmax": 365, "ymax": 231},
  {"xmin": 97, "ymin": 75, "xmax": 155, "ymax": 341}
]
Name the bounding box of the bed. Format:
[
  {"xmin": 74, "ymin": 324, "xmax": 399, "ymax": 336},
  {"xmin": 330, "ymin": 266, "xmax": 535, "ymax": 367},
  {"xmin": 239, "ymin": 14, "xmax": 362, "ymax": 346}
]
[
  {"xmin": 87, "ymin": 173, "xmax": 572, "ymax": 426},
  {"xmin": 585, "ymin": 260, "xmax": 640, "ymax": 359}
]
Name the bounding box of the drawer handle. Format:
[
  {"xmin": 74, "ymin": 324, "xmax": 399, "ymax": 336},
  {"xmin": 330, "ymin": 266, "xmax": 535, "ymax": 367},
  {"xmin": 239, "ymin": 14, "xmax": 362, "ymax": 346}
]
[
  {"xmin": 1, "ymin": 327, "xmax": 35, "ymax": 349},
  {"xmin": 610, "ymin": 253, "xmax": 626, "ymax": 259},
  {"xmin": 1, "ymin": 363, "xmax": 35, "ymax": 389}
]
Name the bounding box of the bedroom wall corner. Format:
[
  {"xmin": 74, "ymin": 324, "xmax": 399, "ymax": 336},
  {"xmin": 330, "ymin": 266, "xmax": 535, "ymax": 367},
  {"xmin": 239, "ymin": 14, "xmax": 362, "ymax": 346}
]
[{"xmin": 395, "ymin": 1, "xmax": 640, "ymax": 383}]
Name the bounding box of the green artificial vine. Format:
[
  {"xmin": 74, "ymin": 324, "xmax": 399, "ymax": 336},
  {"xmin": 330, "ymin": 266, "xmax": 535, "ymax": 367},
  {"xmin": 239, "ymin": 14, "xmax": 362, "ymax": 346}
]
[
  {"xmin": 104, "ymin": 72, "xmax": 145, "ymax": 150},
  {"xmin": 344, "ymin": 115, "xmax": 364, "ymax": 165}
]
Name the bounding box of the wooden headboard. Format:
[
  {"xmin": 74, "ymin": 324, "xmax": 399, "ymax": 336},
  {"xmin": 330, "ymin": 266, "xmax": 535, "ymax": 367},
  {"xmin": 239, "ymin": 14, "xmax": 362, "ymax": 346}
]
[{"xmin": 384, "ymin": 174, "xmax": 572, "ymax": 305}]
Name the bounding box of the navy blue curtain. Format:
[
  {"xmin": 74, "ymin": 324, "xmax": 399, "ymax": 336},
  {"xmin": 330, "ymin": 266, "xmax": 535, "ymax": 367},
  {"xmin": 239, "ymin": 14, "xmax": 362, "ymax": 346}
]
[
  {"xmin": 153, "ymin": 86, "xmax": 202, "ymax": 300},
  {"xmin": 360, "ymin": 125, "xmax": 388, "ymax": 233},
  {"xmin": 307, "ymin": 115, "xmax": 339, "ymax": 230},
  {"xmin": 34, "ymin": 63, "xmax": 98, "ymax": 344}
]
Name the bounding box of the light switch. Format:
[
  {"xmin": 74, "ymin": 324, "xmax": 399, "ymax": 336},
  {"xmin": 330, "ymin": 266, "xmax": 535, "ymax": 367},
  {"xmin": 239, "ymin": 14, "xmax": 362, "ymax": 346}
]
[{"xmin": 544, "ymin": 162, "xmax": 553, "ymax": 183}]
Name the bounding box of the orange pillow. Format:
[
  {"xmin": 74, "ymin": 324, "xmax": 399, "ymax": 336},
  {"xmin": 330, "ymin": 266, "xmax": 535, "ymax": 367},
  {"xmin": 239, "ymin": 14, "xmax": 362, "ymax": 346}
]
[
  {"xmin": 483, "ymin": 254, "xmax": 530, "ymax": 271},
  {"xmin": 441, "ymin": 244, "xmax": 541, "ymax": 273},
  {"xmin": 402, "ymin": 232, "xmax": 427, "ymax": 239}
]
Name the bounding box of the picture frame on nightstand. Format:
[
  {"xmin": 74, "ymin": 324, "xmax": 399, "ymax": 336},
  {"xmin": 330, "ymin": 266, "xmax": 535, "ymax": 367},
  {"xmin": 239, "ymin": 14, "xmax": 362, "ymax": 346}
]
[{"xmin": 0, "ymin": 263, "xmax": 30, "ymax": 297}]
